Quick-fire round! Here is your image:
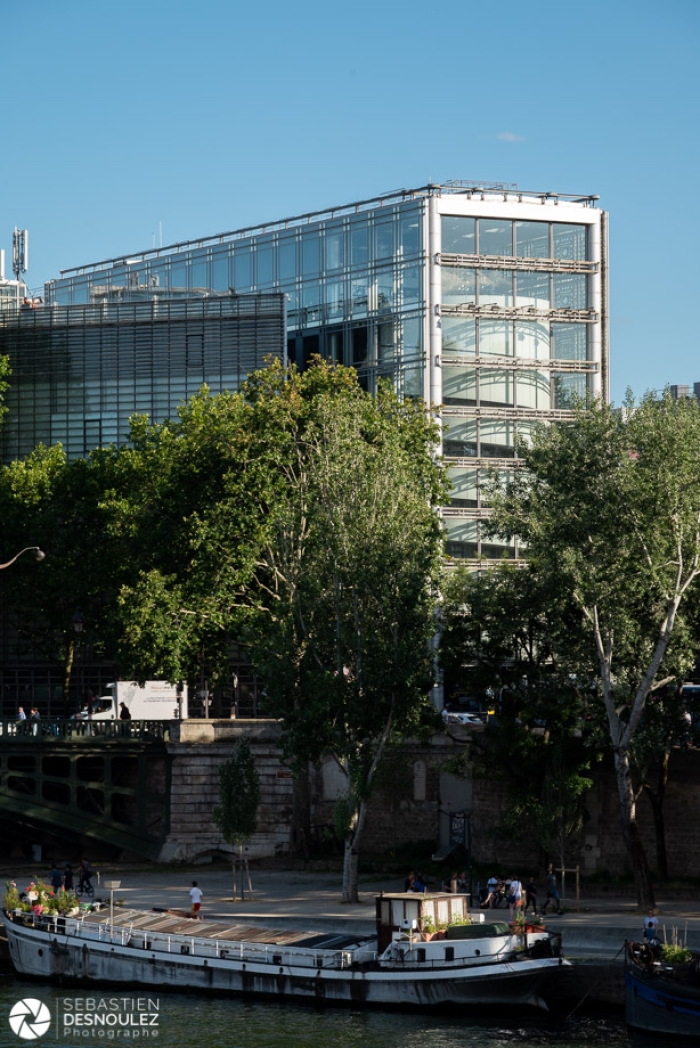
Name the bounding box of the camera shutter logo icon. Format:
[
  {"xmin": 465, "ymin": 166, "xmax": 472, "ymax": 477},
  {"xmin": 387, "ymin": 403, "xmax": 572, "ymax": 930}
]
[{"xmin": 9, "ymin": 999, "xmax": 51, "ymax": 1040}]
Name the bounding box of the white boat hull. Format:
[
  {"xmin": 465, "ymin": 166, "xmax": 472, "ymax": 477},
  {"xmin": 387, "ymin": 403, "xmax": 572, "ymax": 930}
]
[{"xmin": 4, "ymin": 911, "xmax": 567, "ymax": 1010}]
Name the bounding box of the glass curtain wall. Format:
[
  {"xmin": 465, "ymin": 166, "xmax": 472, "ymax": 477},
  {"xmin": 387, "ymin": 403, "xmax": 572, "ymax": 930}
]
[
  {"xmin": 440, "ymin": 213, "xmax": 595, "ymax": 560},
  {"xmin": 49, "ymin": 205, "xmax": 426, "ymax": 401}
]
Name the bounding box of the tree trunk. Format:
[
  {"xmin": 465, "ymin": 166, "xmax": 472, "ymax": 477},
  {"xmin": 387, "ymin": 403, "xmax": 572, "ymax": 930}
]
[
  {"xmin": 614, "ymin": 749, "xmax": 655, "ymax": 908},
  {"xmin": 643, "ymin": 750, "xmax": 670, "ymax": 881},
  {"xmin": 290, "ymin": 770, "xmax": 310, "ymax": 859},
  {"xmin": 341, "ymin": 797, "xmax": 368, "ymax": 904}
]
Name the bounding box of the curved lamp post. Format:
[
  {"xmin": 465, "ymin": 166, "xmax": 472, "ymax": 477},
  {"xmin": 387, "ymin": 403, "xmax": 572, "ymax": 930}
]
[{"xmin": 0, "ymin": 546, "xmax": 46, "ymax": 570}]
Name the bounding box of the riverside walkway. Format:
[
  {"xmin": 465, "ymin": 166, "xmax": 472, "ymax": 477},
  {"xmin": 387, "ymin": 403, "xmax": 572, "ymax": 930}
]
[{"xmin": 5, "ymin": 864, "xmax": 696, "ymax": 959}]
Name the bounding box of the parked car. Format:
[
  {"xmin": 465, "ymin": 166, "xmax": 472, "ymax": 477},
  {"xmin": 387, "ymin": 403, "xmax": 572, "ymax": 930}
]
[{"xmin": 442, "ymin": 708, "xmax": 485, "ymax": 727}]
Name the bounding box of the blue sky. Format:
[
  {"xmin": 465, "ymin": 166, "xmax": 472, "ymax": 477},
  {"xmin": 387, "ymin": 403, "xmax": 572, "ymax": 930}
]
[{"xmin": 1, "ymin": 0, "xmax": 697, "ymax": 404}]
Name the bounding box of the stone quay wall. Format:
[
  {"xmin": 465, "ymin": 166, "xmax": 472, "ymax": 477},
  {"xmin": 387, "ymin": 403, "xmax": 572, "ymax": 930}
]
[{"xmin": 162, "ymin": 720, "xmax": 700, "ymax": 877}]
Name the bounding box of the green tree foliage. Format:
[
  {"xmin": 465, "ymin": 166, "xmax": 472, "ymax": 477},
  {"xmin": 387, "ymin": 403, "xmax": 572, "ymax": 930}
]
[
  {"xmin": 485, "ymin": 392, "xmax": 700, "ymax": 906},
  {"xmin": 213, "ymin": 737, "xmax": 261, "ymax": 900},
  {"xmin": 439, "ymin": 564, "xmax": 598, "ymax": 868},
  {"xmin": 98, "ymin": 358, "xmax": 446, "ymax": 902},
  {"xmin": 243, "ymin": 363, "xmax": 448, "ymax": 902},
  {"xmin": 0, "ymin": 444, "xmax": 127, "ymax": 711}
]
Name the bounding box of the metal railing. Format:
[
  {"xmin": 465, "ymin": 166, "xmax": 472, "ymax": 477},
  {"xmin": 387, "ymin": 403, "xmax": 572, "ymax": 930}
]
[{"xmin": 0, "ymin": 719, "xmax": 172, "ymax": 741}]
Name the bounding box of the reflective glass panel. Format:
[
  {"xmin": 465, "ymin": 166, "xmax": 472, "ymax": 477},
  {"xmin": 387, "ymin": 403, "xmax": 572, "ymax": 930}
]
[
  {"xmin": 302, "ymin": 281, "xmax": 321, "ymax": 310},
  {"xmin": 378, "ymin": 321, "xmax": 395, "ymax": 363},
  {"xmin": 553, "ymin": 273, "xmax": 587, "ymax": 309},
  {"xmin": 351, "ymin": 222, "xmax": 369, "ymax": 266},
  {"xmin": 517, "ymin": 370, "xmax": 550, "ymax": 410},
  {"xmin": 402, "ymin": 317, "xmax": 422, "ymax": 360},
  {"xmin": 377, "ymin": 269, "xmax": 394, "ymax": 312},
  {"xmin": 211, "ymin": 252, "xmax": 229, "ymax": 291},
  {"xmin": 375, "ymin": 221, "xmax": 394, "ymax": 260},
  {"xmin": 442, "ymin": 266, "xmax": 476, "ymax": 305},
  {"xmin": 478, "ymin": 219, "xmax": 513, "ymax": 256},
  {"xmin": 146, "ymin": 263, "xmax": 166, "ymax": 290},
  {"xmin": 516, "ymin": 271, "xmax": 549, "ymax": 308},
  {"xmin": 326, "ymin": 280, "xmax": 344, "ymax": 319},
  {"xmin": 302, "ymin": 235, "xmax": 320, "ymax": 275},
  {"xmin": 191, "ymin": 252, "xmax": 208, "ymax": 290},
  {"xmin": 404, "ymin": 363, "xmax": 423, "ymax": 398},
  {"xmin": 449, "ymin": 467, "xmax": 479, "ymax": 507},
  {"xmin": 444, "ymin": 518, "xmax": 478, "ymax": 560},
  {"xmin": 234, "ymin": 251, "xmax": 252, "ymax": 291},
  {"xmin": 516, "ymin": 420, "xmax": 543, "ymax": 449},
  {"xmin": 515, "ymin": 320, "xmax": 550, "ymax": 359},
  {"xmin": 279, "ymin": 238, "xmax": 296, "ymax": 279},
  {"xmin": 442, "ymin": 316, "xmax": 476, "ymax": 355},
  {"xmin": 552, "ymin": 223, "xmax": 587, "ymax": 260},
  {"xmin": 441, "ymin": 216, "xmax": 476, "ymax": 254},
  {"xmin": 480, "ymin": 421, "xmax": 515, "ymax": 458},
  {"xmin": 400, "ymin": 211, "xmax": 421, "ymax": 256},
  {"xmin": 442, "ymin": 418, "xmax": 477, "ymax": 457},
  {"xmin": 402, "ymin": 265, "xmax": 422, "ymax": 306},
  {"xmin": 553, "ymin": 372, "xmax": 587, "ymax": 407},
  {"xmin": 351, "ymin": 277, "xmax": 368, "ymax": 317},
  {"xmin": 479, "ymin": 370, "xmax": 513, "ymax": 406},
  {"xmin": 257, "ymin": 245, "xmax": 274, "ymax": 286},
  {"xmin": 325, "ymin": 227, "xmax": 344, "ymax": 271},
  {"xmin": 515, "ymin": 221, "xmax": 550, "ymax": 258},
  {"xmin": 478, "ymin": 270, "xmax": 513, "ymax": 307},
  {"xmin": 479, "ymin": 319, "xmax": 512, "ymax": 356},
  {"xmin": 170, "ymin": 262, "xmax": 187, "ymax": 291},
  {"xmin": 552, "ymin": 323, "xmax": 587, "ymax": 360},
  {"xmin": 443, "ymin": 367, "xmax": 477, "ymax": 405}
]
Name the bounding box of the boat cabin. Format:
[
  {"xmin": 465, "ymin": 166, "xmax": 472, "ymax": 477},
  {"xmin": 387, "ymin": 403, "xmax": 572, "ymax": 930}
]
[{"xmin": 375, "ymin": 892, "xmax": 476, "ymax": 953}]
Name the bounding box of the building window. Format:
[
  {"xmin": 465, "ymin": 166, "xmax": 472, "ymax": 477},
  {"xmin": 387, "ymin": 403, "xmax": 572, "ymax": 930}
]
[
  {"xmin": 441, "ymin": 216, "xmax": 476, "ymax": 254},
  {"xmin": 478, "ymin": 219, "xmax": 513, "ymax": 256}
]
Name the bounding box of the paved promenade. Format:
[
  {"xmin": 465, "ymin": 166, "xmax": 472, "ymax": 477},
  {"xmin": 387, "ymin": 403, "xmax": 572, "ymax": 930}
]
[{"xmin": 6, "ymin": 863, "xmax": 696, "ymax": 959}]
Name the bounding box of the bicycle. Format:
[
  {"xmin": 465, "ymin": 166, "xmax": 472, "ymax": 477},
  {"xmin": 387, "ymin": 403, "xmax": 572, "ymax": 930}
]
[{"xmin": 76, "ymin": 880, "xmax": 95, "ymax": 899}]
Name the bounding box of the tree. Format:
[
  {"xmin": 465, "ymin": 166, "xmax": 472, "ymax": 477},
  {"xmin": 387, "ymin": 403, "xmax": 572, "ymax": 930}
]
[
  {"xmin": 0, "ymin": 443, "xmax": 128, "ymax": 712},
  {"xmin": 244, "ymin": 363, "xmax": 448, "ymax": 902},
  {"xmin": 213, "ymin": 737, "xmax": 261, "ymax": 901},
  {"xmin": 439, "ymin": 563, "xmax": 599, "ymax": 869},
  {"xmin": 95, "ymin": 359, "xmax": 447, "ymax": 902},
  {"xmin": 486, "ymin": 392, "xmax": 700, "ymax": 906}
]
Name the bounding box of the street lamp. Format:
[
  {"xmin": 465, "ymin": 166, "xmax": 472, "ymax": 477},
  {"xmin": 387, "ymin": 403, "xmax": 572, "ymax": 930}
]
[{"xmin": 0, "ymin": 546, "xmax": 46, "ymax": 570}]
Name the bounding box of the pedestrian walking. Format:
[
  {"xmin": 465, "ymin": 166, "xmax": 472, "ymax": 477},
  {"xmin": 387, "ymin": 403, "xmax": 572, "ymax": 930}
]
[
  {"xmin": 541, "ymin": 864, "xmax": 562, "ymax": 915},
  {"xmin": 643, "ymin": 908, "xmax": 659, "ymax": 942},
  {"xmin": 189, "ymin": 880, "xmax": 203, "ymax": 918}
]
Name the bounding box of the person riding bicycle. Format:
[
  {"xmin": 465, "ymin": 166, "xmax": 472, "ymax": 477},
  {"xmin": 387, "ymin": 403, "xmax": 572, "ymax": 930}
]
[{"xmin": 78, "ymin": 858, "xmax": 94, "ymax": 894}]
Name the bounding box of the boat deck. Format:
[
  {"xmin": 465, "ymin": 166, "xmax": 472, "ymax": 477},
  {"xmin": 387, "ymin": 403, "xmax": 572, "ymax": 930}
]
[{"xmin": 80, "ymin": 908, "xmax": 370, "ymax": 952}]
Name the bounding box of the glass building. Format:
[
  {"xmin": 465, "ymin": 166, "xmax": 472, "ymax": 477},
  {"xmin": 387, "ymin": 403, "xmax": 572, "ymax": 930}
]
[
  {"xmin": 0, "ymin": 292, "xmax": 286, "ymax": 461},
  {"xmin": 43, "ymin": 180, "xmax": 609, "ymax": 562}
]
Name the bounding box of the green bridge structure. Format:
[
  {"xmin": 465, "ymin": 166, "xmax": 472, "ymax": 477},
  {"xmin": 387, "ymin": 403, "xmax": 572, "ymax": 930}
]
[{"xmin": 0, "ymin": 720, "xmax": 173, "ymax": 860}]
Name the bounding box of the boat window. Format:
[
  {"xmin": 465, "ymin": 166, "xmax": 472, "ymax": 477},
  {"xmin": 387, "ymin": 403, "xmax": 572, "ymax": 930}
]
[
  {"xmin": 445, "ymin": 947, "xmax": 455, "ymax": 962},
  {"xmin": 417, "ymin": 948, "xmax": 426, "ymax": 962}
]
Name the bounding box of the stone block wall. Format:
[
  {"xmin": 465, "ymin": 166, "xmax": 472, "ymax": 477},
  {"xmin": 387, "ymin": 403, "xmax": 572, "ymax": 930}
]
[{"xmin": 161, "ymin": 720, "xmax": 700, "ymax": 877}]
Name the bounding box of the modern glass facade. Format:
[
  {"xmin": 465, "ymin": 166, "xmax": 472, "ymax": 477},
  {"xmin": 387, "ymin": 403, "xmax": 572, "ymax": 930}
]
[
  {"xmin": 0, "ymin": 293, "xmax": 286, "ymax": 461},
  {"xmin": 43, "ymin": 182, "xmax": 609, "ymax": 562}
]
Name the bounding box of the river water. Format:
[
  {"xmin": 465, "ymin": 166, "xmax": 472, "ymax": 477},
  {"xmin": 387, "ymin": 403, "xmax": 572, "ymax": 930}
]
[{"xmin": 0, "ymin": 973, "xmax": 646, "ymax": 1048}]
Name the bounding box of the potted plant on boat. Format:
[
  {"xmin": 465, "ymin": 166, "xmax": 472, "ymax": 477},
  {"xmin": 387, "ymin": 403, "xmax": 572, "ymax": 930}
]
[{"xmin": 4, "ymin": 881, "xmax": 21, "ymax": 913}]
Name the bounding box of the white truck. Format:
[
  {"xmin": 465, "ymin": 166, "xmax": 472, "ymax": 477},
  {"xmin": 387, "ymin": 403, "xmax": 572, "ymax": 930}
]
[{"xmin": 81, "ymin": 681, "xmax": 188, "ymax": 721}]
